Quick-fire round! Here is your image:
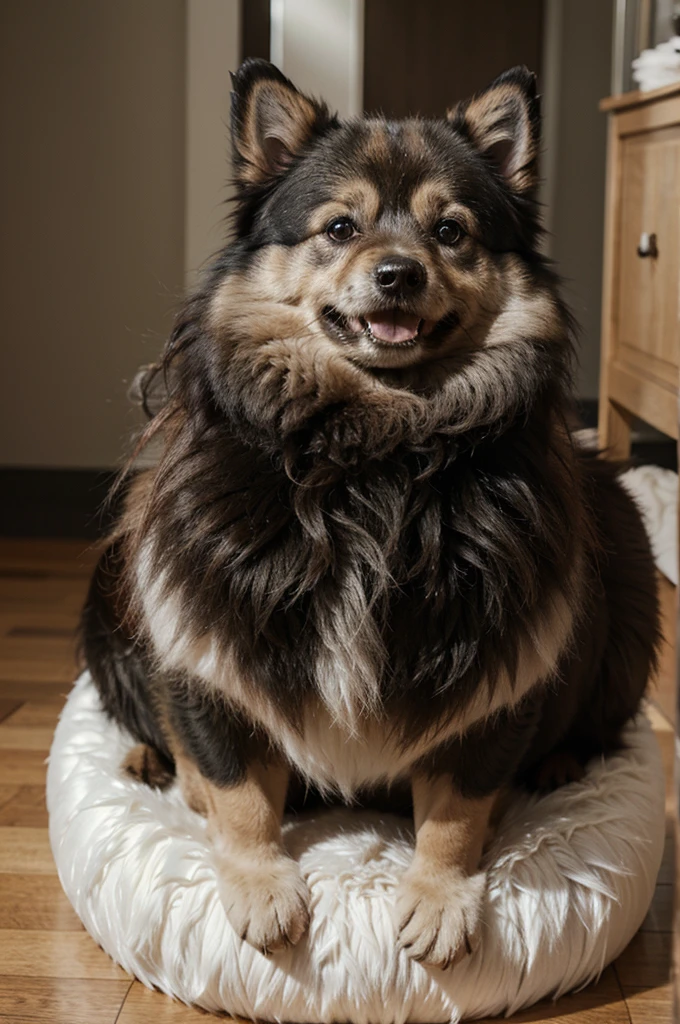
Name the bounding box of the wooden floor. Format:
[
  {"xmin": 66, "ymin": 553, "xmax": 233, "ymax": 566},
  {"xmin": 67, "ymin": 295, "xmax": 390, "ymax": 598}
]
[{"xmin": 0, "ymin": 537, "xmax": 675, "ymax": 1023}]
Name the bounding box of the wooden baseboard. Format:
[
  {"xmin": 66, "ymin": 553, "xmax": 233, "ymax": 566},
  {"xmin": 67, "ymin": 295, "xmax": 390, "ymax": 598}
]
[
  {"xmin": 0, "ymin": 468, "xmax": 120, "ymax": 539},
  {"xmin": 576, "ymin": 398, "xmax": 599, "ymax": 428},
  {"xmin": 2, "ymin": 413, "xmax": 675, "ymax": 541}
]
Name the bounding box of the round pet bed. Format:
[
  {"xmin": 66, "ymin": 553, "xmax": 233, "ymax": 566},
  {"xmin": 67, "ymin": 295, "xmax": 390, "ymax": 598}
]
[{"xmin": 47, "ymin": 673, "xmax": 665, "ymax": 1023}]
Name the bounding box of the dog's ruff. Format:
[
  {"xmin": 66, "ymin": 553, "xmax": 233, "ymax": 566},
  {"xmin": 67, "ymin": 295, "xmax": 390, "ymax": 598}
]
[{"xmin": 47, "ymin": 673, "xmax": 664, "ymax": 1023}]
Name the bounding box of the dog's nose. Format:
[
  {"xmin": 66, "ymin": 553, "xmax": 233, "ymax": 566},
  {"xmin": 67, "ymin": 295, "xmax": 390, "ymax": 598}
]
[{"xmin": 374, "ymin": 256, "xmax": 426, "ymax": 299}]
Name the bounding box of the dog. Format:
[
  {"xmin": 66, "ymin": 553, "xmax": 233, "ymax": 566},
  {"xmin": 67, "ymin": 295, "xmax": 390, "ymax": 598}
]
[{"xmin": 81, "ymin": 59, "xmax": 660, "ymax": 968}]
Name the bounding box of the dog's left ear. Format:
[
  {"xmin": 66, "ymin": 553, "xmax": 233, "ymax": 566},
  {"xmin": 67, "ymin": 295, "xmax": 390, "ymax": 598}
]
[
  {"xmin": 447, "ymin": 67, "xmax": 540, "ymax": 194},
  {"xmin": 230, "ymin": 58, "xmax": 335, "ymax": 186}
]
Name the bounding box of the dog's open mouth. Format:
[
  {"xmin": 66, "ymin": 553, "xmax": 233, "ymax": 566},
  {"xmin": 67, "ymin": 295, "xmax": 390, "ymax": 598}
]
[
  {"xmin": 351, "ymin": 311, "xmax": 425, "ymax": 346},
  {"xmin": 323, "ymin": 308, "xmax": 440, "ymax": 348}
]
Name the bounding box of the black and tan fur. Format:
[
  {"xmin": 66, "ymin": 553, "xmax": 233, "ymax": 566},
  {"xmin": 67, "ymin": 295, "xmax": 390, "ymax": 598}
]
[{"xmin": 81, "ymin": 60, "xmax": 660, "ymax": 967}]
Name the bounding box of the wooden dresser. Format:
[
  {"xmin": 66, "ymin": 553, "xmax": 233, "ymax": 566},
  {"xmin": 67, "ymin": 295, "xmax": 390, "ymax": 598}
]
[{"xmin": 598, "ymin": 82, "xmax": 680, "ymax": 457}]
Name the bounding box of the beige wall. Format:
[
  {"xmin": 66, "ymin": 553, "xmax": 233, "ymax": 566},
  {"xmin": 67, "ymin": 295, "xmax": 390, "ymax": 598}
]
[
  {"xmin": 185, "ymin": 0, "xmax": 241, "ymax": 287},
  {"xmin": 0, "ymin": 0, "xmax": 187, "ymax": 468}
]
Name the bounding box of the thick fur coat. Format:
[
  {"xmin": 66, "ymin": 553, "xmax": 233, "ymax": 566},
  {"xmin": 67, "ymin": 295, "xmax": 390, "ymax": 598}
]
[{"xmin": 81, "ymin": 61, "xmax": 660, "ymax": 966}]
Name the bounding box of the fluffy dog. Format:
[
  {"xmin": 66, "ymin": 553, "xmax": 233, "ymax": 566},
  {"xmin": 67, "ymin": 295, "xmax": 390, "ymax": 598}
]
[{"xmin": 81, "ymin": 60, "xmax": 660, "ymax": 968}]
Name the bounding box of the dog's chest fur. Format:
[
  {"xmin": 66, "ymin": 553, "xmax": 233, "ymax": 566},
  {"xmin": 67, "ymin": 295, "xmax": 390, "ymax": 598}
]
[
  {"xmin": 141, "ymin": 556, "xmax": 570, "ymax": 798},
  {"xmin": 137, "ymin": 421, "xmax": 578, "ymax": 795}
]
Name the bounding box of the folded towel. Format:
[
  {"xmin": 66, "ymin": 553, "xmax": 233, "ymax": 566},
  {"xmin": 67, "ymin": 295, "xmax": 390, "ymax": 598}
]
[{"xmin": 632, "ymin": 37, "xmax": 680, "ymax": 91}]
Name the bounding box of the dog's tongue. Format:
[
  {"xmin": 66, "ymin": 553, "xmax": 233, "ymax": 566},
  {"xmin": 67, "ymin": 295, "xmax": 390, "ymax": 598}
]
[{"xmin": 367, "ymin": 311, "xmax": 421, "ymax": 344}]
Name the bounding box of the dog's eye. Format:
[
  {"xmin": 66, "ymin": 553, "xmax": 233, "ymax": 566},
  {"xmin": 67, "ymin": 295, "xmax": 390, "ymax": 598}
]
[
  {"xmin": 435, "ymin": 219, "xmax": 463, "ymax": 246},
  {"xmin": 326, "ymin": 217, "xmax": 357, "ymax": 242}
]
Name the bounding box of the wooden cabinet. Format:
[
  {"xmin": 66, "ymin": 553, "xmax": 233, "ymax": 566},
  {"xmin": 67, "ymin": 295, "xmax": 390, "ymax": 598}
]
[{"xmin": 599, "ymin": 82, "xmax": 680, "ymax": 455}]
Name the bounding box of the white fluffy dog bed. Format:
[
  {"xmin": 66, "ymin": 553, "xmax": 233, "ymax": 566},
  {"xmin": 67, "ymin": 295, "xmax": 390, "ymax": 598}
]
[{"xmin": 47, "ymin": 673, "xmax": 665, "ymax": 1023}]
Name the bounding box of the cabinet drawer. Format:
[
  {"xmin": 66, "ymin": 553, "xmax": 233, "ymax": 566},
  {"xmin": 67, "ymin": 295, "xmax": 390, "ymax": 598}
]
[{"xmin": 615, "ymin": 124, "xmax": 680, "ymax": 390}]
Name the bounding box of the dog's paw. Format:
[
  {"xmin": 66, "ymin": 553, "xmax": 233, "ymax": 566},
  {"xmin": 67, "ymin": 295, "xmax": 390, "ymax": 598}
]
[
  {"xmin": 216, "ymin": 854, "xmax": 310, "ymax": 954},
  {"xmin": 395, "ymin": 867, "xmax": 486, "ymax": 969}
]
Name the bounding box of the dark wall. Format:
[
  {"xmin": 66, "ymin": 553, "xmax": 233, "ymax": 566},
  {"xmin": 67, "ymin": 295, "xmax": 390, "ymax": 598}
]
[
  {"xmin": 549, "ymin": 0, "xmax": 614, "ymax": 400},
  {"xmin": 242, "ymin": 0, "xmax": 270, "ymax": 61},
  {"xmin": 363, "ymin": 0, "xmax": 544, "ymax": 117}
]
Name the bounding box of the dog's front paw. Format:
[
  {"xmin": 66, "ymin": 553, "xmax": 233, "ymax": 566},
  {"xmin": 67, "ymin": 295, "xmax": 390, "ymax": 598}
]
[
  {"xmin": 216, "ymin": 853, "xmax": 310, "ymax": 954},
  {"xmin": 395, "ymin": 867, "xmax": 485, "ymax": 969}
]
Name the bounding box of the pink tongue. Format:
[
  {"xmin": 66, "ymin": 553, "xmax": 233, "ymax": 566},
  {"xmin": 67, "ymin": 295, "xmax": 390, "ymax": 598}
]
[{"xmin": 367, "ymin": 311, "xmax": 421, "ymax": 344}]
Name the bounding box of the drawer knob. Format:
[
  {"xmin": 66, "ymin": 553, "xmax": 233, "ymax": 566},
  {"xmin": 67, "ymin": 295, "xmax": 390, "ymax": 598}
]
[{"xmin": 637, "ymin": 232, "xmax": 658, "ymax": 258}]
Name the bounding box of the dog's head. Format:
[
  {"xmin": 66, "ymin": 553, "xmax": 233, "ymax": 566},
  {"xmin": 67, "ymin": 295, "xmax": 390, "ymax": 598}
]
[
  {"xmin": 166, "ymin": 61, "xmax": 571, "ymax": 452},
  {"xmin": 225, "ymin": 58, "xmax": 546, "ymax": 362}
]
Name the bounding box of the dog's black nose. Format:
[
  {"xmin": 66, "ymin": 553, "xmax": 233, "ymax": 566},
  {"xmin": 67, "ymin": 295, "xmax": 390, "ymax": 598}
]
[{"xmin": 374, "ymin": 256, "xmax": 426, "ymax": 298}]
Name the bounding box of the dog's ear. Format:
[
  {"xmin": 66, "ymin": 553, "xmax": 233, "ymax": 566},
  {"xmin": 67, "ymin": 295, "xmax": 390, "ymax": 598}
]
[
  {"xmin": 447, "ymin": 67, "xmax": 540, "ymax": 194},
  {"xmin": 230, "ymin": 59, "xmax": 334, "ymax": 186}
]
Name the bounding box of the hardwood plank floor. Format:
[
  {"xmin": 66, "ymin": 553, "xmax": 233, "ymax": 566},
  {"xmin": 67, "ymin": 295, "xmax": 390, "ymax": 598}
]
[{"xmin": 0, "ymin": 539, "xmax": 673, "ymax": 1022}]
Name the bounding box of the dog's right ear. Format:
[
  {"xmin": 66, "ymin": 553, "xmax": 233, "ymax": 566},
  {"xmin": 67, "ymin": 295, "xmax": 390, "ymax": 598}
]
[{"xmin": 230, "ymin": 59, "xmax": 334, "ymax": 187}]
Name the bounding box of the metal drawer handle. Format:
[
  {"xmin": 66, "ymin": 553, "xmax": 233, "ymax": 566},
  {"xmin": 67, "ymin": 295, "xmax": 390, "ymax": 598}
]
[{"xmin": 637, "ymin": 232, "xmax": 658, "ymax": 257}]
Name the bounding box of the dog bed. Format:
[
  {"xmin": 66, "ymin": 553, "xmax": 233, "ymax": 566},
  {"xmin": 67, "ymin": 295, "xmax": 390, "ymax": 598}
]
[{"xmin": 47, "ymin": 673, "xmax": 665, "ymax": 1023}]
